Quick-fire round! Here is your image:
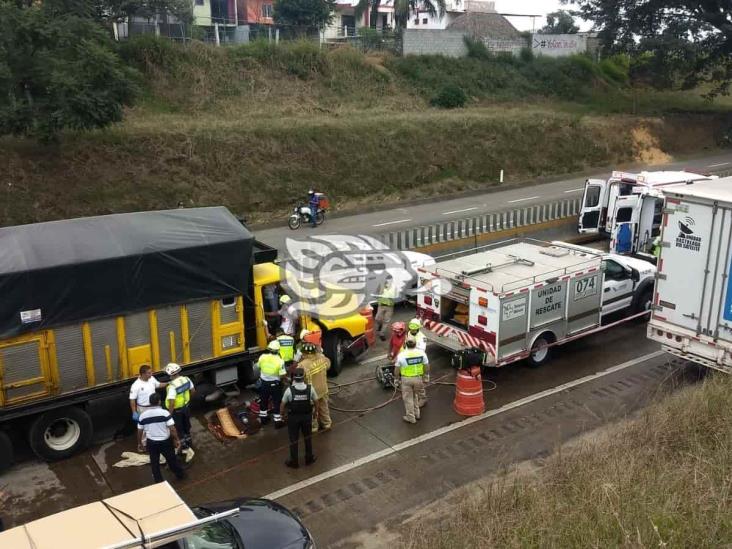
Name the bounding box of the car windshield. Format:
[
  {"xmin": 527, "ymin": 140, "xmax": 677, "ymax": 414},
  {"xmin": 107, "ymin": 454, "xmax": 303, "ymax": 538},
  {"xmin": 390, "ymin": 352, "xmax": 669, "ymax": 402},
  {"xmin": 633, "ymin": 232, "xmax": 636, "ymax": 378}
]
[{"xmin": 181, "ymin": 520, "xmax": 242, "ymax": 549}]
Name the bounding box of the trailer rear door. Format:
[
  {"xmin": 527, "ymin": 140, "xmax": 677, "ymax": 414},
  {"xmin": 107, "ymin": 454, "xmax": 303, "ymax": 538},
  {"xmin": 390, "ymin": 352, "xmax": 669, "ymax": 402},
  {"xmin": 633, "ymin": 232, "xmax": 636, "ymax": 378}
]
[
  {"xmin": 0, "ymin": 335, "xmax": 51, "ymax": 405},
  {"xmin": 656, "ymin": 197, "xmax": 730, "ymax": 338}
]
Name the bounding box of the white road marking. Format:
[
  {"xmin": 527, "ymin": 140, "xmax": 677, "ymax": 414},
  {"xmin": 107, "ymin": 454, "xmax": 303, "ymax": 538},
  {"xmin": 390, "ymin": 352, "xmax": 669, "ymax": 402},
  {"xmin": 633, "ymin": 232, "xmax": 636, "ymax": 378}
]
[
  {"xmin": 708, "ymin": 162, "xmax": 730, "ymax": 168},
  {"xmin": 372, "ymin": 219, "xmax": 412, "ymax": 227},
  {"xmin": 442, "ymin": 207, "xmax": 478, "ymax": 215},
  {"xmin": 265, "ymin": 350, "xmax": 666, "ymax": 500},
  {"xmin": 508, "ymin": 196, "xmax": 540, "ymax": 204},
  {"xmin": 564, "ymin": 188, "xmax": 585, "ymax": 193}
]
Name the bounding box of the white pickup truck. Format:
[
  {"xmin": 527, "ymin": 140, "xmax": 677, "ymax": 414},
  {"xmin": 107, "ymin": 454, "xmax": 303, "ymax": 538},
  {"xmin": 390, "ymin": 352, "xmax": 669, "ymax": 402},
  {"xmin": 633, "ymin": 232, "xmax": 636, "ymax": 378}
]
[{"xmin": 416, "ymin": 239, "xmax": 656, "ymax": 367}]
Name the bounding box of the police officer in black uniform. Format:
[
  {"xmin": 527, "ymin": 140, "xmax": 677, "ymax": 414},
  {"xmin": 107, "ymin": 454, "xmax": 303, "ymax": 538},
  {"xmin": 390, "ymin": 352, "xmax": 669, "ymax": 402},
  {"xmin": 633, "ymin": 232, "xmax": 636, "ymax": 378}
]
[{"xmin": 280, "ymin": 368, "xmax": 318, "ymax": 469}]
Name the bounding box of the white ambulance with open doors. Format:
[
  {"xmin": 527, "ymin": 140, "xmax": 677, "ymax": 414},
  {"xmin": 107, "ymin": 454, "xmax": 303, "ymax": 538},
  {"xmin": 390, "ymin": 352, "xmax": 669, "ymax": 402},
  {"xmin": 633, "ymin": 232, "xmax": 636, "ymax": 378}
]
[
  {"xmin": 579, "ymin": 170, "xmax": 714, "ymax": 241},
  {"xmin": 416, "ymin": 239, "xmax": 656, "ymax": 367}
]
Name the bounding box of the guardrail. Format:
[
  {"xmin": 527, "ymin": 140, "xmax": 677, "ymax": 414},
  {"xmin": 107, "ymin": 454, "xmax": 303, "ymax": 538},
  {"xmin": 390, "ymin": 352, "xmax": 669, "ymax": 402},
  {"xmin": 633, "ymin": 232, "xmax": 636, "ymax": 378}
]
[{"xmin": 377, "ymin": 197, "xmax": 582, "ymax": 250}]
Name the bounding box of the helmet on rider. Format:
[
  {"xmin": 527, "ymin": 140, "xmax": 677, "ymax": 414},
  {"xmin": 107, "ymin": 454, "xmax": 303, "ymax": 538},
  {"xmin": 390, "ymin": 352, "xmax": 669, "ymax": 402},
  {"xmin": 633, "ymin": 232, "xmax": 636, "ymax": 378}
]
[{"xmin": 308, "ymin": 189, "xmax": 315, "ymax": 196}]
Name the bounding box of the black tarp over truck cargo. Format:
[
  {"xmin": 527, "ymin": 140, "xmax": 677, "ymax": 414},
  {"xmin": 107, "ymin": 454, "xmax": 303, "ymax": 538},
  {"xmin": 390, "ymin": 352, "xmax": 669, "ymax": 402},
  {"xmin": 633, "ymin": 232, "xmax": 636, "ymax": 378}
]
[{"xmin": 0, "ymin": 207, "xmax": 254, "ymax": 340}]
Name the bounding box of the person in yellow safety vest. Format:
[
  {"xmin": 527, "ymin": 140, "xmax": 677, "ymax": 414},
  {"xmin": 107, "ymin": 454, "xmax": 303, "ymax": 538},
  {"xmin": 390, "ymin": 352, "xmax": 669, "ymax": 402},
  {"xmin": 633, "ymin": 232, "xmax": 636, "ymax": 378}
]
[
  {"xmin": 651, "ymin": 235, "xmax": 662, "ymax": 258},
  {"xmin": 403, "ymin": 318, "xmax": 427, "ymax": 352},
  {"xmin": 394, "ymin": 339, "xmax": 430, "ymax": 424},
  {"xmin": 299, "ymin": 342, "xmax": 332, "ymax": 433},
  {"xmin": 276, "ymin": 329, "xmax": 296, "ymax": 371},
  {"xmin": 256, "ymin": 340, "xmax": 287, "ymax": 427},
  {"xmin": 374, "ymin": 276, "xmax": 397, "ymax": 341},
  {"xmin": 165, "ymin": 362, "xmax": 195, "ymax": 454}
]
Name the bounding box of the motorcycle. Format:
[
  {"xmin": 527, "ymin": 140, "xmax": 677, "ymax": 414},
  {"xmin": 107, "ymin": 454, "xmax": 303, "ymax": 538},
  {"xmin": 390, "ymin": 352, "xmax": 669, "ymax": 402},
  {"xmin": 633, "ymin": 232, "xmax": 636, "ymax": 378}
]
[{"xmin": 288, "ymin": 201, "xmax": 326, "ymax": 230}]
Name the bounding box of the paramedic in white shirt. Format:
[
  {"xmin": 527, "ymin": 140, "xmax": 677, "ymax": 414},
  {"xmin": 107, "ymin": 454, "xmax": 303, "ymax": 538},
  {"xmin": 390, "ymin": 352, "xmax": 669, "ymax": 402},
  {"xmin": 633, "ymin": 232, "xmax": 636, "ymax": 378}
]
[{"xmin": 129, "ymin": 364, "xmax": 167, "ymax": 451}]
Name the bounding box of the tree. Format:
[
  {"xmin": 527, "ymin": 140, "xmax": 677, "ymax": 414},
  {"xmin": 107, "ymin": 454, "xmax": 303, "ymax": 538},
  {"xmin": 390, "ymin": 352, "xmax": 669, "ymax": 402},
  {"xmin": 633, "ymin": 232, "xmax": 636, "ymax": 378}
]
[
  {"xmin": 0, "ymin": 1, "xmax": 139, "ymax": 142},
  {"xmin": 355, "ymin": 0, "xmax": 446, "ymax": 30},
  {"xmin": 541, "ymin": 9, "xmax": 579, "ymax": 34},
  {"xmin": 273, "ymin": 0, "xmax": 336, "ymax": 35},
  {"xmin": 569, "ymin": 0, "xmax": 732, "ymax": 95}
]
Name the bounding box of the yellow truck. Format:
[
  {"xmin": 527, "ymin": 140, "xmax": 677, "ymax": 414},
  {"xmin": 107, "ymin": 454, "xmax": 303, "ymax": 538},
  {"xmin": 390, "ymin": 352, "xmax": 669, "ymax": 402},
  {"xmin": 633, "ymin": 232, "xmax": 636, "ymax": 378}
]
[{"xmin": 0, "ymin": 207, "xmax": 372, "ymax": 467}]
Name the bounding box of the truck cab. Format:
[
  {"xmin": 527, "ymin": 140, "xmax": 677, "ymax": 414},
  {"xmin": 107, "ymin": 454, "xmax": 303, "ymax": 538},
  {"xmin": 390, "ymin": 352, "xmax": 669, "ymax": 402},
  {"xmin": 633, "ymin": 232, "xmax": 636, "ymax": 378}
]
[{"xmin": 252, "ymin": 261, "xmax": 372, "ymax": 376}]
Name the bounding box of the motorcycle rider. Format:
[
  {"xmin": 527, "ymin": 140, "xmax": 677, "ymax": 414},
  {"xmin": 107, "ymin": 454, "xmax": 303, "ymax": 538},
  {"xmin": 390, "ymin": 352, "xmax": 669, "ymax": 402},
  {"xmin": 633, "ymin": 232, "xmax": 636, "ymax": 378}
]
[{"xmin": 308, "ymin": 189, "xmax": 319, "ymax": 228}]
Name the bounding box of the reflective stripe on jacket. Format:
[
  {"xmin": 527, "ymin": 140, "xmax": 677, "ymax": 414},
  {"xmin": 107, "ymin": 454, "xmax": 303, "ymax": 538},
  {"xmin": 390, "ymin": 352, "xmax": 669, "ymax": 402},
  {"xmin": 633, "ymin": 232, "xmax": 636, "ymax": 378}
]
[
  {"xmin": 277, "ymin": 335, "xmax": 295, "ymax": 361},
  {"xmin": 399, "ymin": 350, "xmax": 426, "ymax": 377},
  {"xmin": 168, "ymin": 376, "xmax": 192, "ymax": 409}
]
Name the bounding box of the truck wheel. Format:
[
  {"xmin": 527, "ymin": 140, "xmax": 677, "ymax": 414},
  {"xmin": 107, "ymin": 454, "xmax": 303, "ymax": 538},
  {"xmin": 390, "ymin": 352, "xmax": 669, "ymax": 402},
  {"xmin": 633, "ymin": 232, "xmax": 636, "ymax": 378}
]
[
  {"xmin": 527, "ymin": 334, "xmax": 553, "ymax": 368},
  {"xmin": 29, "ymin": 407, "xmax": 93, "ymax": 461},
  {"xmin": 324, "ymin": 332, "xmax": 344, "ymax": 377},
  {"xmin": 0, "ymin": 431, "xmax": 13, "ymax": 472},
  {"xmin": 633, "ymin": 288, "xmax": 654, "ymax": 317}
]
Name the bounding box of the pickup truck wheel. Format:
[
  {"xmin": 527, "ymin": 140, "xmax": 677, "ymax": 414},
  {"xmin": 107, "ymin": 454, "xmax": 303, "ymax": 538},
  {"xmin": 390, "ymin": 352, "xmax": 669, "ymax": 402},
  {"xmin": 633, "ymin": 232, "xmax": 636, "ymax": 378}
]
[
  {"xmin": 527, "ymin": 334, "xmax": 553, "ymax": 368},
  {"xmin": 633, "ymin": 288, "xmax": 654, "ymax": 317},
  {"xmin": 324, "ymin": 333, "xmax": 344, "ymax": 377},
  {"xmin": 0, "ymin": 431, "xmax": 13, "ymax": 472},
  {"xmin": 29, "ymin": 407, "xmax": 93, "ymax": 461}
]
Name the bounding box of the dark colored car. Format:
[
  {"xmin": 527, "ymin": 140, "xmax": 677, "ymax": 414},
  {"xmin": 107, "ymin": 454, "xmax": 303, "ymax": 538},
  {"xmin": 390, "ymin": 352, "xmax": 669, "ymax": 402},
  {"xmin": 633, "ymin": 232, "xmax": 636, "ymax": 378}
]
[{"xmin": 172, "ymin": 498, "xmax": 315, "ymax": 549}]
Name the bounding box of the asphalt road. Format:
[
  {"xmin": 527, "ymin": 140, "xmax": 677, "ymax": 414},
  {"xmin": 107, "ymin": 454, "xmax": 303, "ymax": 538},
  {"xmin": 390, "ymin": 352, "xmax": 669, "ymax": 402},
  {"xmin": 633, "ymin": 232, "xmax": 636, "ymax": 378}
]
[
  {"xmin": 0, "ymin": 306, "xmax": 707, "ymax": 548},
  {"xmin": 256, "ymin": 151, "xmax": 732, "ymax": 252}
]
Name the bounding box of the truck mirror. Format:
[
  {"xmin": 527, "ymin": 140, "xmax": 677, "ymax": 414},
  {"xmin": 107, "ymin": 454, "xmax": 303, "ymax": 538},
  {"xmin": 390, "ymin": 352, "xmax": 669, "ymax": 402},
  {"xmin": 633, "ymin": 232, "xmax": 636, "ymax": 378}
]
[{"xmin": 631, "ymin": 268, "xmax": 640, "ymax": 282}]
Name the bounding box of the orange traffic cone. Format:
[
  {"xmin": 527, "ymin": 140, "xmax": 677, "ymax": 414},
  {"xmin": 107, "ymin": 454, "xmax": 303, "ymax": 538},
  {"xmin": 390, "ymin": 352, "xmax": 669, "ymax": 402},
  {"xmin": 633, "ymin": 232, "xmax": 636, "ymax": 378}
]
[{"xmin": 453, "ymin": 367, "xmax": 485, "ymax": 416}]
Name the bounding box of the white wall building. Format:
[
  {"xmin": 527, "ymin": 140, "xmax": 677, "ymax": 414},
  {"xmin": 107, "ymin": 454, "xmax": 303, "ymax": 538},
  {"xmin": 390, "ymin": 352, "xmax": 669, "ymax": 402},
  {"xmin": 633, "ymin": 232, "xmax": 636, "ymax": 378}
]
[{"xmin": 406, "ymin": 0, "xmax": 495, "ymax": 30}]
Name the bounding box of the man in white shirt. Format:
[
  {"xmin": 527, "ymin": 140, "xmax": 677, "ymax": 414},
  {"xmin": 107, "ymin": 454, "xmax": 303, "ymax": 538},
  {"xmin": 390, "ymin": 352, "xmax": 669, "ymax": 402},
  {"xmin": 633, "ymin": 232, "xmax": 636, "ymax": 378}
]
[
  {"xmin": 137, "ymin": 393, "xmax": 185, "ymax": 483},
  {"xmin": 278, "ymin": 295, "xmax": 297, "ymax": 336},
  {"xmin": 129, "ymin": 365, "xmax": 167, "ymax": 451}
]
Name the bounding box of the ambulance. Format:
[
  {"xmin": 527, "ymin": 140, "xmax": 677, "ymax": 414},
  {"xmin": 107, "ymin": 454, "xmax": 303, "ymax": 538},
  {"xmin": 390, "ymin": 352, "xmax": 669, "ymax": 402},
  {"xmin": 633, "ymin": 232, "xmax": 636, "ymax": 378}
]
[{"xmin": 416, "ymin": 239, "xmax": 656, "ymax": 367}]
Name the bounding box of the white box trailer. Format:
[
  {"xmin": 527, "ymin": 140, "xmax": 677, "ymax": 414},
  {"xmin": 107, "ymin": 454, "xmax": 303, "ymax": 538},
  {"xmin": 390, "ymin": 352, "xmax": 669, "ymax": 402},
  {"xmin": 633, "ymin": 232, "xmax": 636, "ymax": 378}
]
[
  {"xmin": 648, "ymin": 176, "xmax": 732, "ymax": 373},
  {"xmin": 417, "ymin": 239, "xmax": 656, "ymax": 367}
]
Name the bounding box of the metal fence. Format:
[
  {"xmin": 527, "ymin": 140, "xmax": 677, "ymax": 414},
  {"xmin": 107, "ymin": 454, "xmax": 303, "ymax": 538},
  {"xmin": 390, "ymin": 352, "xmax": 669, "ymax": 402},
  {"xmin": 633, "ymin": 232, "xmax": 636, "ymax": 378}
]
[{"xmin": 377, "ymin": 197, "xmax": 582, "ymax": 250}]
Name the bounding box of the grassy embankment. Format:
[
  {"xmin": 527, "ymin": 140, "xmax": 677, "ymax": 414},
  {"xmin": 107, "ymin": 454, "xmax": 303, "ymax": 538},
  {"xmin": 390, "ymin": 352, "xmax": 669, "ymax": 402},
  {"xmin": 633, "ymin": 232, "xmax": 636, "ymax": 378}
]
[
  {"xmin": 1, "ymin": 39, "xmax": 731, "ymax": 227},
  {"xmin": 404, "ymin": 374, "xmax": 732, "ymax": 548}
]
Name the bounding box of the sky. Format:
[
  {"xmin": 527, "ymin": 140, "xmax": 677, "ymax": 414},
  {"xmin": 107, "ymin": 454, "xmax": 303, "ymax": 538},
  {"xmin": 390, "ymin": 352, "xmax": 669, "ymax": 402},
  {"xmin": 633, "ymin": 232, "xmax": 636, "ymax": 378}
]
[{"xmin": 496, "ymin": 1, "xmax": 593, "ymax": 33}]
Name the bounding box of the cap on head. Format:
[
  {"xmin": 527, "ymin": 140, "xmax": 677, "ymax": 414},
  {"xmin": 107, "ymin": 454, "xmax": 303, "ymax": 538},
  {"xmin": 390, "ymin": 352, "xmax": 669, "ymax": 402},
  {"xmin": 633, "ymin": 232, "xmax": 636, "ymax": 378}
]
[
  {"xmin": 267, "ymin": 340, "xmax": 281, "ymax": 352},
  {"xmin": 293, "ymin": 367, "xmax": 305, "ymax": 380},
  {"xmin": 165, "ymin": 363, "xmax": 181, "ymax": 376},
  {"xmin": 408, "ymin": 318, "xmax": 421, "ymax": 331},
  {"xmin": 279, "ymin": 295, "xmax": 292, "ymax": 305},
  {"xmin": 308, "ymin": 190, "xmax": 315, "ymax": 195},
  {"xmin": 302, "ymin": 342, "xmax": 317, "ymax": 354}
]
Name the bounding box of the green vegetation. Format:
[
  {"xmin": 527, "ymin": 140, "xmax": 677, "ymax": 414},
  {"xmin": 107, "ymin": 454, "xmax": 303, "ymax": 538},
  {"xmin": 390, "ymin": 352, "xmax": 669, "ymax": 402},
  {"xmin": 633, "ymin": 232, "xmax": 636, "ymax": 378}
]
[
  {"xmin": 430, "ymin": 84, "xmax": 467, "ymax": 109},
  {"xmin": 1, "ymin": 38, "xmax": 732, "ymax": 226},
  {"xmin": 0, "ymin": 1, "xmax": 139, "ymax": 142},
  {"xmin": 404, "ymin": 373, "xmax": 732, "ymax": 547}
]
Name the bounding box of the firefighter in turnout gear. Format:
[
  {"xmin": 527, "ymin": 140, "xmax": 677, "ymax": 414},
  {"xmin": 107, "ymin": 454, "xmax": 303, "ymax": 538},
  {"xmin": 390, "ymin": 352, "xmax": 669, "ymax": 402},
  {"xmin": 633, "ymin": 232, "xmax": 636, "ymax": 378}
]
[
  {"xmin": 165, "ymin": 363, "xmax": 195, "ymax": 459},
  {"xmin": 394, "ymin": 339, "xmax": 430, "ymax": 424},
  {"xmin": 280, "ymin": 368, "xmax": 318, "ymax": 468},
  {"xmin": 256, "ymin": 340, "xmax": 287, "ymax": 426},
  {"xmin": 299, "ymin": 342, "xmax": 332, "ymax": 432}
]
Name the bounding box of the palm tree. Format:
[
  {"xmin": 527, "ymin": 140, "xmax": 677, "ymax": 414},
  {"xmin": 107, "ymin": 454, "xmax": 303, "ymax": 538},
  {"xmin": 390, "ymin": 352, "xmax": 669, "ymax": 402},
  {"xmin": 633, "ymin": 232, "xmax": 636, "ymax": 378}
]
[{"xmin": 354, "ymin": 0, "xmax": 446, "ymax": 29}]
